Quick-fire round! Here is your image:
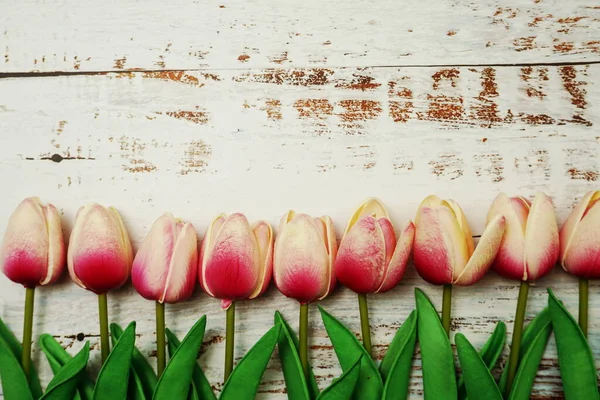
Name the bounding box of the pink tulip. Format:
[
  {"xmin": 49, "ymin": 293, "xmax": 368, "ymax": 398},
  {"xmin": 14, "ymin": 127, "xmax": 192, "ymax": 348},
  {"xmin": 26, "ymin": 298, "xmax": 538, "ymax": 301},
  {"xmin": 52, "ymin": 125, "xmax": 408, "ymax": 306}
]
[
  {"xmin": 0, "ymin": 197, "xmax": 65, "ymax": 288},
  {"xmin": 560, "ymin": 190, "xmax": 600, "ymax": 279},
  {"xmin": 414, "ymin": 195, "xmax": 506, "ymax": 285},
  {"xmin": 200, "ymin": 213, "xmax": 273, "ymax": 308},
  {"xmin": 132, "ymin": 213, "xmax": 198, "ymax": 304},
  {"xmin": 67, "ymin": 204, "xmax": 133, "ymax": 294},
  {"xmin": 274, "ymin": 211, "xmax": 337, "ymax": 304},
  {"xmin": 335, "ymin": 198, "xmax": 415, "ymax": 293},
  {"xmin": 486, "ymin": 192, "xmax": 559, "ymax": 281}
]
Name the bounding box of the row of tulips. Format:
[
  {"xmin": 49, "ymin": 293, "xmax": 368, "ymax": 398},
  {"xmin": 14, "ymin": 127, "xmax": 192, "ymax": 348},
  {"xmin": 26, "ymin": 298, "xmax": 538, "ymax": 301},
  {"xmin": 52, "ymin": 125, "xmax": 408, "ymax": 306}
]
[{"xmin": 1, "ymin": 191, "xmax": 599, "ymax": 398}]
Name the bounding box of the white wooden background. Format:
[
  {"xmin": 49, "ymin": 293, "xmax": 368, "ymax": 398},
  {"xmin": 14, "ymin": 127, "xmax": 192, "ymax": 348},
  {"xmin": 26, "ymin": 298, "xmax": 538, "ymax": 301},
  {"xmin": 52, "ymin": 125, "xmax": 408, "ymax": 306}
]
[{"xmin": 1, "ymin": 0, "xmax": 599, "ymax": 398}]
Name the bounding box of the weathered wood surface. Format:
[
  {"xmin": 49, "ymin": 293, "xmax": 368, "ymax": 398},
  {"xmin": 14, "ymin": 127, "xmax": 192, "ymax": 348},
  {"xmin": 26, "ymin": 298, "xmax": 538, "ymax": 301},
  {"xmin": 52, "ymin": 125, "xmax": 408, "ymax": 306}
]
[
  {"xmin": 1, "ymin": 0, "xmax": 600, "ymax": 398},
  {"xmin": 2, "ymin": 0, "xmax": 600, "ymax": 73}
]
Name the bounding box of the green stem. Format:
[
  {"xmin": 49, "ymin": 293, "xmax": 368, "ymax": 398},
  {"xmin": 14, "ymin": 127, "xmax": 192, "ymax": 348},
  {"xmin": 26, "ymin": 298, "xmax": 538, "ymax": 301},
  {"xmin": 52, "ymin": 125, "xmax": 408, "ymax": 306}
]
[
  {"xmin": 224, "ymin": 302, "xmax": 235, "ymax": 382},
  {"xmin": 505, "ymin": 280, "xmax": 529, "ymax": 398},
  {"xmin": 358, "ymin": 293, "xmax": 372, "ymax": 357},
  {"xmin": 299, "ymin": 303, "xmax": 309, "ymax": 378},
  {"xmin": 441, "ymin": 284, "xmax": 452, "ymax": 337},
  {"xmin": 98, "ymin": 293, "xmax": 109, "ymax": 363},
  {"xmin": 579, "ymin": 277, "xmax": 589, "ymax": 337},
  {"xmin": 21, "ymin": 287, "xmax": 35, "ymax": 378},
  {"xmin": 156, "ymin": 301, "xmax": 166, "ymax": 377}
]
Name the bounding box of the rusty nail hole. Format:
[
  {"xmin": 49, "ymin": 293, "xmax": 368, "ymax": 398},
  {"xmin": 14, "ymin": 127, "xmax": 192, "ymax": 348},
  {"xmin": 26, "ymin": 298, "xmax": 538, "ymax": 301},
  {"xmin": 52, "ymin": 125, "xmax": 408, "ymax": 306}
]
[
  {"xmin": 51, "ymin": 154, "xmax": 63, "ymax": 163},
  {"xmin": 76, "ymin": 333, "xmax": 85, "ymax": 341}
]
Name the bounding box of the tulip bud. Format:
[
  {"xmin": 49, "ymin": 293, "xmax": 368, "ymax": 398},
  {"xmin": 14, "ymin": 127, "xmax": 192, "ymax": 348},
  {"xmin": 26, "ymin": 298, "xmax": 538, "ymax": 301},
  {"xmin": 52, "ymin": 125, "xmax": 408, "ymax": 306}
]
[
  {"xmin": 414, "ymin": 195, "xmax": 505, "ymax": 285},
  {"xmin": 486, "ymin": 192, "xmax": 559, "ymax": 281},
  {"xmin": 132, "ymin": 213, "xmax": 198, "ymax": 304},
  {"xmin": 335, "ymin": 198, "xmax": 415, "ymax": 293},
  {"xmin": 67, "ymin": 204, "xmax": 133, "ymax": 294},
  {"xmin": 273, "ymin": 211, "xmax": 337, "ymax": 304},
  {"xmin": 200, "ymin": 213, "xmax": 273, "ymax": 308},
  {"xmin": 0, "ymin": 197, "xmax": 66, "ymax": 287},
  {"xmin": 560, "ymin": 190, "xmax": 600, "ymax": 279}
]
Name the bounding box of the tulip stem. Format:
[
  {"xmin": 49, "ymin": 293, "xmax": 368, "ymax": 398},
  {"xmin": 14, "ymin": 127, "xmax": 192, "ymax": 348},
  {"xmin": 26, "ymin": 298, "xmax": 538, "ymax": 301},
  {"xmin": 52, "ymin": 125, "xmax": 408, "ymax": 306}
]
[
  {"xmin": 156, "ymin": 301, "xmax": 166, "ymax": 377},
  {"xmin": 505, "ymin": 280, "xmax": 529, "ymax": 397},
  {"xmin": 98, "ymin": 293, "xmax": 110, "ymax": 363},
  {"xmin": 224, "ymin": 302, "xmax": 235, "ymax": 382},
  {"xmin": 441, "ymin": 284, "xmax": 452, "ymax": 337},
  {"xmin": 299, "ymin": 303, "xmax": 309, "ymax": 378},
  {"xmin": 357, "ymin": 293, "xmax": 372, "ymax": 357},
  {"xmin": 21, "ymin": 287, "xmax": 35, "ymax": 377},
  {"xmin": 579, "ymin": 277, "xmax": 589, "ymax": 337}
]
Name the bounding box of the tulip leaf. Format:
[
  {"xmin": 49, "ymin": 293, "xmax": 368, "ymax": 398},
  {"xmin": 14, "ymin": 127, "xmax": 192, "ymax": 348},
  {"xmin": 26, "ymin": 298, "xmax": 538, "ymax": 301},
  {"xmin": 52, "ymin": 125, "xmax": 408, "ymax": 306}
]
[
  {"xmin": 274, "ymin": 311, "xmax": 311, "ymax": 400},
  {"xmin": 165, "ymin": 327, "xmax": 216, "ymax": 400},
  {"xmin": 415, "ymin": 288, "xmax": 457, "ymax": 400},
  {"xmin": 318, "ymin": 306, "xmax": 383, "ymax": 400},
  {"xmin": 457, "ymin": 321, "xmax": 506, "ymax": 400},
  {"xmin": 154, "ymin": 317, "xmax": 207, "ymax": 400},
  {"xmin": 455, "ymin": 333, "xmax": 502, "ymax": 400},
  {"xmin": 381, "ymin": 311, "xmax": 417, "ymax": 400},
  {"xmin": 275, "ymin": 311, "xmax": 320, "ymax": 399},
  {"xmin": 508, "ymin": 315, "xmax": 552, "ymax": 400},
  {"xmin": 316, "ymin": 355, "xmax": 362, "ymax": 400},
  {"xmin": 0, "ymin": 316, "xmax": 43, "ymax": 399},
  {"xmin": 128, "ymin": 369, "xmax": 147, "ymax": 400},
  {"xmin": 110, "ymin": 322, "xmax": 157, "ymax": 399},
  {"xmin": 380, "ymin": 310, "xmax": 417, "ymax": 380},
  {"xmin": 93, "ymin": 322, "xmax": 136, "ymax": 400},
  {"xmin": 0, "ymin": 336, "xmax": 33, "ymax": 400},
  {"xmin": 548, "ymin": 289, "xmax": 599, "ymax": 400},
  {"xmin": 498, "ymin": 307, "xmax": 551, "ymax": 393},
  {"xmin": 39, "ymin": 334, "xmax": 95, "ymax": 400},
  {"xmin": 188, "ymin": 383, "xmax": 200, "ymax": 400},
  {"xmin": 220, "ymin": 324, "xmax": 282, "ymax": 400},
  {"xmin": 40, "ymin": 343, "xmax": 90, "ymax": 400}
]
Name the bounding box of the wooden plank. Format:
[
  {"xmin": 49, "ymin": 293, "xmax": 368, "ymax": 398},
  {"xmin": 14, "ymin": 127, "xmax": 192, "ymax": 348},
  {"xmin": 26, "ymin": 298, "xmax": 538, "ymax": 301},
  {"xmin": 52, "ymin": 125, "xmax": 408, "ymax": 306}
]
[
  {"xmin": 2, "ymin": 0, "xmax": 600, "ymax": 73},
  {"xmin": 0, "ymin": 64, "xmax": 598, "ymax": 397}
]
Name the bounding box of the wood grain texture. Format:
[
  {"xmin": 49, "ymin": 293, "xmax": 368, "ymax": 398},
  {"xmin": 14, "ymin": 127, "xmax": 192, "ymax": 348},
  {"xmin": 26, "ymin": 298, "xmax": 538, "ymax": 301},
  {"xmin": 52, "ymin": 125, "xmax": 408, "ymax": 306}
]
[
  {"xmin": 0, "ymin": 63, "xmax": 599, "ymax": 398},
  {"xmin": 2, "ymin": 0, "xmax": 600, "ymax": 73}
]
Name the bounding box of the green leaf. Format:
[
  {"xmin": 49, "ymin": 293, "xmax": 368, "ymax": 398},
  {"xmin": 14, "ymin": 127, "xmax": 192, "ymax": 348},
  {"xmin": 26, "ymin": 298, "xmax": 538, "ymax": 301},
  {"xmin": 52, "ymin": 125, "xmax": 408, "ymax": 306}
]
[
  {"xmin": 381, "ymin": 311, "xmax": 417, "ymax": 400},
  {"xmin": 39, "ymin": 334, "xmax": 95, "ymax": 400},
  {"xmin": 455, "ymin": 333, "xmax": 502, "ymax": 400},
  {"xmin": 275, "ymin": 311, "xmax": 320, "ymax": 399},
  {"xmin": 548, "ymin": 289, "xmax": 599, "ymax": 400},
  {"xmin": 220, "ymin": 324, "xmax": 282, "ymax": 400},
  {"xmin": 317, "ymin": 355, "xmax": 362, "ymax": 400},
  {"xmin": 128, "ymin": 369, "xmax": 147, "ymax": 400},
  {"xmin": 457, "ymin": 321, "xmax": 506, "ymax": 400},
  {"xmin": 318, "ymin": 306, "xmax": 383, "ymax": 400},
  {"xmin": 187, "ymin": 383, "xmax": 200, "ymax": 400},
  {"xmin": 498, "ymin": 307, "xmax": 551, "ymax": 393},
  {"xmin": 110, "ymin": 322, "xmax": 156, "ymax": 399},
  {"xmin": 165, "ymin": 327, "xmax": 216, "ymax": 400},
  {"xmin": 508, "ymin": 315, "xmax": 552, "ymax": 400},
  {"xmin": 0, "ymin": 316, "xmax": 43, "ymax": 399},
  {"xmin": 153, "ymin": 317, "xmax": 207, "ymax": 400},
  {"xmin": 93, "ymin": 322, "xmax": 136, "ymax": 400},
  {"xmin": 274, "ymin": 311, "xmax": 311, "ymax": 400},
  {"xmin": 415, "ymin": 288, "xmax": 457, "ymax": 400},
  {"xmin": 380, "ymin": 310, "xmax": 417, "ymax": 380},
  {"xmin": 0, "ymin": 336, "xmax": 33, "ymax": 400},
  {"xmin": 41, "ymin": 343, "xmax": 90, "ymax": 400}
]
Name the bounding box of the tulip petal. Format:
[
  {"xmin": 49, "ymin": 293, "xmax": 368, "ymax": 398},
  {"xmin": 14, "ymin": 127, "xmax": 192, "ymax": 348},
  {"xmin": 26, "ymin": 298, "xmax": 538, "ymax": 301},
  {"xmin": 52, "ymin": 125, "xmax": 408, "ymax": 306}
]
[
  {"xmin": 560, "ymin": 191, "xmax": 598, "ymax": 265},
  {"xmin": 199, "ymin": 214, "xmax": 226, "ymax": 296},
  {"xmin": 162, "ymin": 222, "xmax": 198, "ymax": 303},
  {"xmin": 376, "ymin": 220, "xmax": 415, "ymax": 293},
  {"xmin": 342, "ymin": 198, "xmax": 388, "ymax": 235},
  {"xmin": 249, "ymin": 221, "xmax": 273, "ymax": 299},
  {"xmin": 561, "ymin": 198, "xmax": 600, "ymax": 279},
  {"xmin": 319, "ymin": 215, "xmax": 337, "ymax": 300},
  {"xmin": 42, "ymin": 204, "xmax": 66, "ymax": 286},
  {"xmin": 446, "ymin": 200, "xmax": 474, "ymax": 257},
  {"xmin": 454, "ymin": 216, "xmax": 505, "ymax": 285},
  {"xmin": 524, "ymin": 192, "xmax": 559, "ymax": 280}
]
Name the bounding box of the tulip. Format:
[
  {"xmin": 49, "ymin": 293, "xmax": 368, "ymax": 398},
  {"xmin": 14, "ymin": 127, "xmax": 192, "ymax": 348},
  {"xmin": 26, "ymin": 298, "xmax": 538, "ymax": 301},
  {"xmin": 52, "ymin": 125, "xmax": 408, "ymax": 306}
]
[
  {"xmin": 559, "ymin": 190, "xmax": 600, "ymax": 336},
  {"xmin": 67, "ymin": 204, "xmax": 133, "ymax": 362},
  {"xmin": 335, "ymin": 198, "xmax": 414, "ymax": 356},
  {"xmin": 485, "ymin": 192, "xmax": 559, "ymax": 396},
  {"xmin": 0, "ymin": 197, "xmax": 66, "ymax": 376},
  {"xmin": 273, "ymin": 210, "xmax": 337, "ymax": 377},
  {"xmin": 132, "ymin": 213, "xmax": 198, "ymax": 376},
  {"xmin": 414, "ymin": 195, "xmax": 506, "ymax": 336},
  {"xmin": 199, "ymin": 213, "xmax": 273, "ymax": 381}
]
